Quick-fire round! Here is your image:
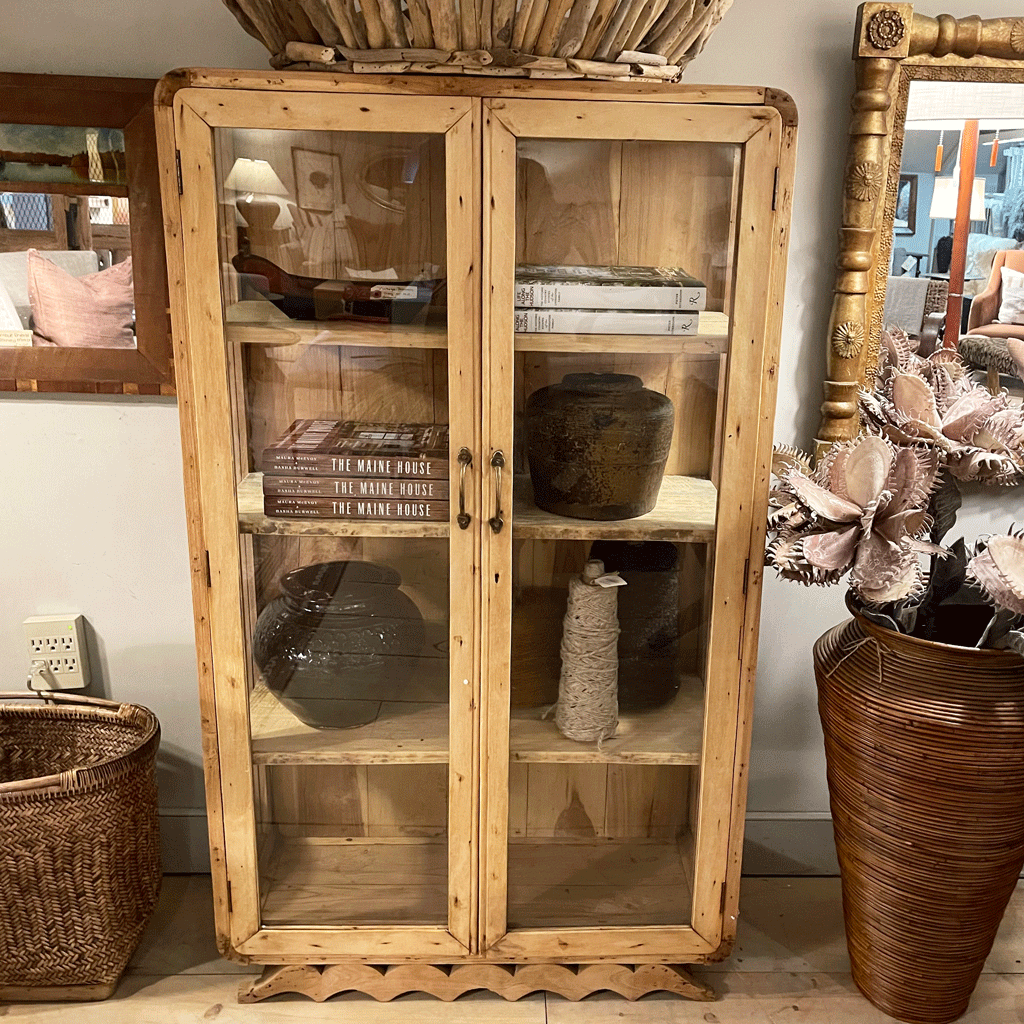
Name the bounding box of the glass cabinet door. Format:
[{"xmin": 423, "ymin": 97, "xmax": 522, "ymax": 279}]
[
  {"xmin": 174, "ymin": 92, "xmax": 479, "ymax": 958},
  {"xmin": 480, "ymin": 99, "xmax": 784, "ymax": 958}
]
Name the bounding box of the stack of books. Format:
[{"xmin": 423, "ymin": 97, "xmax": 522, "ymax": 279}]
[
  {"xmin": 261, "ymin": 420, "xmax": 450, "ymax": 522},
  {"xmin": 514, "ymin": 264, "xmax": 707, "ymax": 336}
]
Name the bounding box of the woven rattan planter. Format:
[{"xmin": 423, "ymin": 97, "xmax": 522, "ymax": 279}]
[
  {"xmin": 813, "ymin": 612, "xmax": 1024, "ymax": 1024},
  {"xmin": 0, "ymin": 691, "xmax": 161, "ymax": 1001},
  {"xmin": 223, "ymin": 0, "xmax": 731, "ymax": 80}
]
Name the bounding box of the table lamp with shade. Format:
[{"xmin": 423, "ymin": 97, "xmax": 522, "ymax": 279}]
[
  {"xmin": 929, "ymin": 175, "xmax": 987, "ymax": 273},
  {"xmin": 223, "ymin": 157, "xmax": 289, "ymax": 237}
]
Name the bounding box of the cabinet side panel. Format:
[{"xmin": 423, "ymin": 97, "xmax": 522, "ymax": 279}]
[
  {"xmin": 689, "ymin": 115, "xmax": 784, "ymax": 947},
  {"xmin": 718, "ymin": 115, "xmax": 797, "ymax": 953},
  {"xmin": 156, "ymin": 98, "xmax": 240, "ymax": 960},
  {"xmin": 175, "ymin": 98, "xmax": 263, "ymax": 947}
]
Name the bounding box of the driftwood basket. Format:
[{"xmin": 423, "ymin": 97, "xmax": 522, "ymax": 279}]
[
  {"xmin": 223, "ymin": 0, "xmax": 732, "ymax": 81},
  {"xmin": 0, "ymin": 691, "xmax": 162, "ymax": 1001},
  {"xmin": 814, "ymin": 614, "xmax": 1024, "ymax": 1024}
]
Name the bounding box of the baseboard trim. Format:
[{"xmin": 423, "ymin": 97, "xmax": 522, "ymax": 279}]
[
  {"xmin": 160, "ymin": 809, "xmax": 841, "ymax": 877},
  {"xmin": 742, "ymin": 813, "xmax": 839, "ymax": 876}
]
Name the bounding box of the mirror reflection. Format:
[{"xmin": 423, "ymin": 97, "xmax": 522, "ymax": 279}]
[
  {"xmin": 0, "ymin": 123, "xmax": 136, "ymax": 351},
  {"xmin": 885, "ymin": 81, "xmax": 1024, "ymax": 357}
]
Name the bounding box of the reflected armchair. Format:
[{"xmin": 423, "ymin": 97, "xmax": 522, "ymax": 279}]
[{"xmin": 961, "ymin": 250, "xmax": 1024, "ymax": 392}]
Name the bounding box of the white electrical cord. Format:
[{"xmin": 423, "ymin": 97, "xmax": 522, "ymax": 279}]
[{"xmin": 27, "ymin": 659, "xmax": 57, "ymax": 693}]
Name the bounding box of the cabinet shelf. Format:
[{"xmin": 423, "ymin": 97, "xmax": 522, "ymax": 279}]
[
  {"xmin": 226, "ymin": 302, "xmax": 447, "ymax": 349},
  {"xmin": 237, "ymin": 473, "xmax": 451, "ymax": 537},
  {"xmin": 513, "ymin": 475, "xmax": 717, "ymax": 542},
  {"xmin": 225, "ymin": 302, "xmax": 727, "ymax": 355},
  {"xmin": 250, "ymin": 686, "xmax": 450, "ymax": 765},
  {"xmin": 514, "ymin": 311, "xmax": 729, "ymax": 355},
  {"xmin": 510, "ymin": 677, "xmax": 705, "ymax": 765}
]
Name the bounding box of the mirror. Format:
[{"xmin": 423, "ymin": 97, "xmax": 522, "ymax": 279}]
[
  {"xmin": 818, "ymin": 4, "xmax": 1024, "ymax": 447},
  {"xmin": 0, "ymin": 73, "xmax": 173, "ymax": 395}
]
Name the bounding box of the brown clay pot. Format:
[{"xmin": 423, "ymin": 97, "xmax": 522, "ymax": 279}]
[
  {"xmin": 524, "ymin": 373, "xmax": 674, "ymax": 521},
  {"xmin": 813, "ymin": 608, "xmax": 1024, "ymax": 1024}
]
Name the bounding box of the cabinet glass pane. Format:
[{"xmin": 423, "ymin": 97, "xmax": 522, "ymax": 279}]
[
  {"xmin": 212, "ymin": 126, "xmax": 452, "ymax": 928},
  {"xmin": 259, "ymin": 764, "xmax": 449, "ymax": 927},
  {"xmin": 507, "ymin": 135, "xmax": 739, "ymax": 932},
  {"xmin": 507, "ymin": 763, "xmax": 697, "ymax": 929}
]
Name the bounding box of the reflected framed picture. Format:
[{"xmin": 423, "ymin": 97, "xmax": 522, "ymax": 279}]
[
  {"xmin": 292, "ymin": 148, "xmax": 340, "ymax": 212},
  {"xmin": 895, "ymin": 173, "xmax": 918, "ymax": 235}
]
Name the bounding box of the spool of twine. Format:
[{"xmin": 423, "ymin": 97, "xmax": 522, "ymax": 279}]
[{"xmin": 554, "ymin": 559, "xmax": 621, "ymax": 743}]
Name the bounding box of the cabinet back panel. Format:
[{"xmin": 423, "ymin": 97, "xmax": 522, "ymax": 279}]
[
  {"xmin": 506, "ymin": 763, "xmax": 693, "ymax": 839},
  {"xmin": 266, "ymin": 763, "xmax": 449, "ymax": 836},
  {"xmin": 245, "ymin": 346, "xmax": 448, "ymax": 478},
  {"xmin": 515, "ymin": 139, "xmax": 738, "ymax": 311}
]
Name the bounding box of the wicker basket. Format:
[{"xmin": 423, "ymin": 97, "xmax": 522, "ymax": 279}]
[
  {"xmin": 814, "ymin": 614, "xmax": 1024, "ymax": 1024},
  {"xmin": 224, "ymin": 0, "xmax": 732, "ymax": 80},
  {"xmin": 0, "ymin": 691, "xmax": 162, "ymax": 1001}
]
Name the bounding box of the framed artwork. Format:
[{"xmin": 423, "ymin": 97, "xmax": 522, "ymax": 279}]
[
  {"xmin": 894, "ymin": 173, "xmax": 918, "ymax": 235},
  {"xmin": 292, "ymin": 148, "xmax": 341, "ymax": 212}
]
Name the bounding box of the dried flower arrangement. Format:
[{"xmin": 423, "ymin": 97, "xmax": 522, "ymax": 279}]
[{"xmin": 767, "ymin": 331, "xmax": 1024, "ymax": 652}]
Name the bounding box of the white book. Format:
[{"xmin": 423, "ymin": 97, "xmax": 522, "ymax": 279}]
[
  {"xmin": 514, "ymin": 309, "xmax": 701, "ymax": 335},
  {"xmin": 514, "ymin": 264, "xmax": 706, "ymax": 310}
]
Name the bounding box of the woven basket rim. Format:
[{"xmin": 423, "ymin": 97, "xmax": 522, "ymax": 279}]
[
  {"xmin": 0, "ymin": 700, "xmax": 160, "ymax": 800},
  {"xmin": 844, "ymin": 593, "xmax": 1020, "ymax": 659}
]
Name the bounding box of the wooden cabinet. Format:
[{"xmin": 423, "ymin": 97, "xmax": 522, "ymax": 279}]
[{"xmin": 157, "ymin": 70, "xmax": 795, "ymax": 1001}]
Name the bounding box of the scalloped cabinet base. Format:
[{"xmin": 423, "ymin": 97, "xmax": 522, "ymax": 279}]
[{"xmin": 238, "ymin": 963, "xmax": 716, "ymax": 1003}]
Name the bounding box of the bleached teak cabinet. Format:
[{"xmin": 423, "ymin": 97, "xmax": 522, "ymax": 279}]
[{"xmin": 157, "ymin": 70, "xmax": 795, "ymax": 1002}]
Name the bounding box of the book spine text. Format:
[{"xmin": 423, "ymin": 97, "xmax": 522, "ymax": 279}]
[
  {"xmin": 264, "ymin": 496, "xmax": 450, "ymax": 521},
  {"xmin": 514, "ymin": 282, "xmax": 706, "ymax": 311},
  {"xmin": 263, "ymin": 475, "xmax": 450, "ymax": 499},
  {"xmin": 262, "ymin": 455, "xmax": 449, "ymax": 479}
]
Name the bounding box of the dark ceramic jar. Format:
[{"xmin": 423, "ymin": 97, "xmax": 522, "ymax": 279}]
[
  {"xmin": 524, "ymin": 373, "xmax": 674, "ymax": 520},
  {"xmin": 588, "ymin": 540, "xmax": 680, "ymax": 710},
  {"xmin": 252, "ymin": 561, "xmax": 424, "ymax": 729}
]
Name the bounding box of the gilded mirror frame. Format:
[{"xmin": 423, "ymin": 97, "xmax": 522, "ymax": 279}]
[
  {"xmin": 0, "ymin": 73, "xmax": 173, "ymax": 395},
  {"xmin": 818, "ymin": 4, "xmax": 1024, "ymax": 447}
]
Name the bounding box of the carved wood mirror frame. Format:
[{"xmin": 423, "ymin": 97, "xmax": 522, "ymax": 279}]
[
  {"xmin": 818, "ymin": 4, "xmax": 1024, "ymax": 448},
  {"xmin": 0, "ymin": 73, "xmax": 173, "ymax": 395}
]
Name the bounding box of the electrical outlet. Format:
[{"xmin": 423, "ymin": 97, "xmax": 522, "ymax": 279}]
[{"xmin": 24, "ymin": 614, "xmax": 90, "ymax": 691}]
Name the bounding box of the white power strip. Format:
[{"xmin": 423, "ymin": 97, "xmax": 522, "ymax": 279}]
[{"xmin": 24, "ymin": 614, "xmax": 90, "ymax": 691}]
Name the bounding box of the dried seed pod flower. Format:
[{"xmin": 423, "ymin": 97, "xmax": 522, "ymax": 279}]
[
  {"xmin": 768, "ymin": 435, "xmax": 942, "ymax": 604},
  {"xmin": 769, "ymin": 327, "xmax": 1024, "ymax": 648}
]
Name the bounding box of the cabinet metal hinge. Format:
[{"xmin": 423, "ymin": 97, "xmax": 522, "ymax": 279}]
[
  {"xmin": 176, "ymin": 150, "xmax": 184, "ymax": 196},
  {"xmin": 204, "ymin": 550, "xmax": 212, "ymax": 588},
  {"xmin": 226, "ymin": 880, "xmax": 233, "ymax": 913},
  {"xmin": 771, "ymin": 166, "xmax": 779, "ymax": 211},
  {"xmin": 742, "ymin": 557, "xmax": 750, "ymax": 597},
  {"xmin": 720, "ymin": 881, "xmax": 727, "ymax": 915}
]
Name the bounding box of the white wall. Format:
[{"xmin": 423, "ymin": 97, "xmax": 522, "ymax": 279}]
[{"xmin": 3, "ymin": 0, "xmax": 1020, "ymax": 874}]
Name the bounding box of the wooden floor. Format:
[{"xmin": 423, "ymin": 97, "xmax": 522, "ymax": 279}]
[{"xmin": 6, "ymin": 875, "xmax": 1024, "ymax": 1021}]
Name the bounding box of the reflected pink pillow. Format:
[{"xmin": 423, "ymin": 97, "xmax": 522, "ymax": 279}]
[{"xmin": 28, "ymin": 250, "xmax": 134, "ymax": 348}]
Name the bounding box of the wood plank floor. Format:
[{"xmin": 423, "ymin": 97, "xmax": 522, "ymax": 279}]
[{"xmin": 5, "ymin": 875, "xmax": 1024, "ymax": 1021}]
